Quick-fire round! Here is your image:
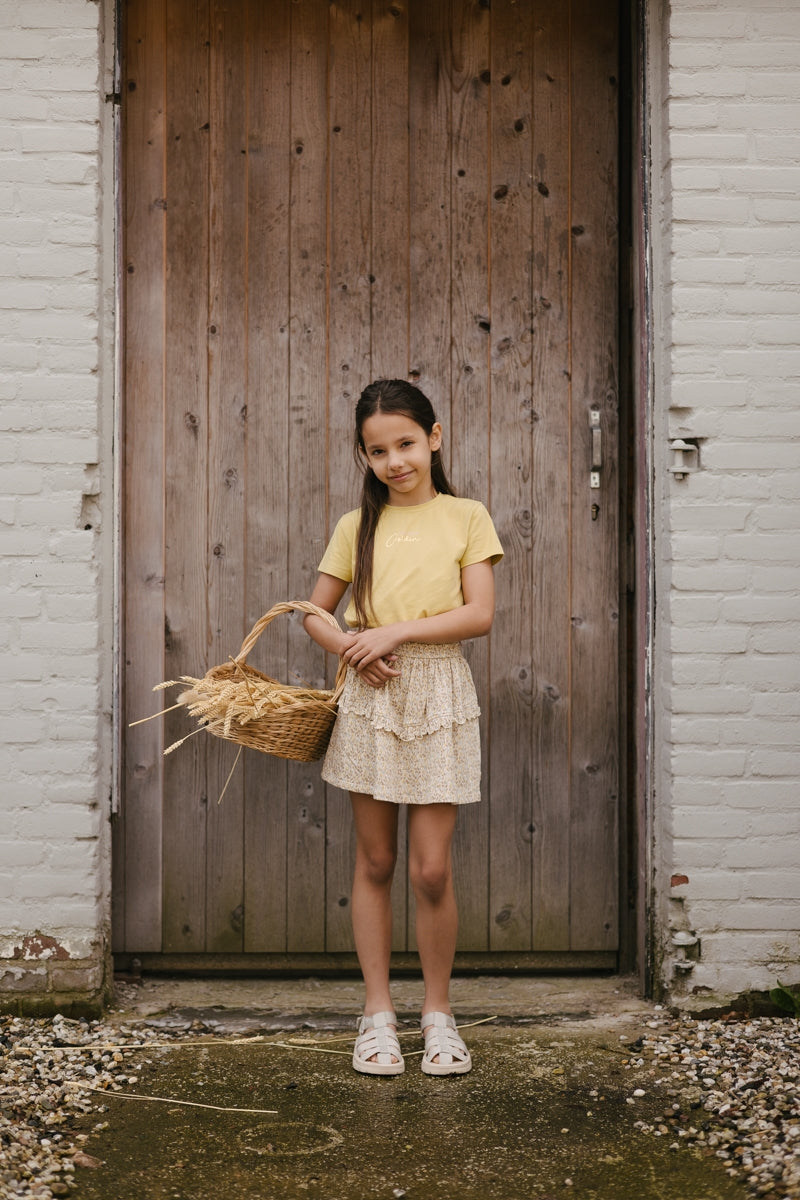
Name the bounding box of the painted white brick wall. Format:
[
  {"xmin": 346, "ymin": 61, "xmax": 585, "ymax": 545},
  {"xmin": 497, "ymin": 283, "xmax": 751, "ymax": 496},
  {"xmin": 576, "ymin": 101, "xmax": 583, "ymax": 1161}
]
[
  {"xmin": 654, "ymin": 0, "xmax": 800, "ymax": 1001},
  {"xmin": 0, "ymin": 0, "xmax": 113, "ymax": 1007}
]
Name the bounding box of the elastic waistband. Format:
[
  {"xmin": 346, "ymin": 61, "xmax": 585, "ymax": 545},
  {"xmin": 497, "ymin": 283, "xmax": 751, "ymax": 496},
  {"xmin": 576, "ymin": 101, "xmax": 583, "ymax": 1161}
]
[{"xmin": 390, "ymin": 641, "xmax": 463, "ymax": 661}]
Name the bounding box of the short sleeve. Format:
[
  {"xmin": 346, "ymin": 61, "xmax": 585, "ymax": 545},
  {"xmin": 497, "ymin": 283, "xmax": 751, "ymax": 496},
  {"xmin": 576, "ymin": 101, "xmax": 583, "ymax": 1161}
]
[
  {"xmin": 318, "ymin": 510, "xmax": 358, "ymax": 582},
  {"xmin": 461, "ymin": 502, "xmax": 504, "ymax": 568}
]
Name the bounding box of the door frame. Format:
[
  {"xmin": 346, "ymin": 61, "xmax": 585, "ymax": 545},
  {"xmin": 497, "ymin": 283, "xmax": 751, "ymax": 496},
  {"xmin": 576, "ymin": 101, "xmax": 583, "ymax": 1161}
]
[{"xmin": 107, "ymin": 0, "xmax": 656, "ymax": 987}]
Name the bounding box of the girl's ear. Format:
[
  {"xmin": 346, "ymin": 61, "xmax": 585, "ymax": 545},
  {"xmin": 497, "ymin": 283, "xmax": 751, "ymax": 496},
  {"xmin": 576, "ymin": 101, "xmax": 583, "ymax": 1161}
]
[{"xmin": 429, "ymin": 422, "xmax": 443, "ymax": 452}]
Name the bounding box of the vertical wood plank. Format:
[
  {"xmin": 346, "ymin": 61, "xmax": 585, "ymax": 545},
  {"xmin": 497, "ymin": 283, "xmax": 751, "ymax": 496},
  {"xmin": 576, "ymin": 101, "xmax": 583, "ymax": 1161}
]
[
  {"xmin": 529, "ymin": 1, "xmax": 572, "ymax": 950},
  {"xmin": 325, "ymin": 0, "xmax": 373, "ymax": 952},
  {"xmin": 370, "ymin": 0, "xmax": 409, "ymax": 379},
  {"xmin": 202, "ymin": 0, "xmax": 249, "ymax": 952},
  {"xmin": 286, "ymin": 0, "xmax": 330, "ymax": 952},
  {"xmin": 160, "ymin": 0, "xmax": 211, "ymax": 955},
  {"xmin": 369, "ymin": 0, "xmax": 411, "ymax": 950},
  {"xmin": 488, "ymin": 0, "xmax": 536, "ymax": 951},
  {"xmin": 404, "ymin": 0, "xmax": 453, "ymax": 953},
  {"xmin": 243, "ymin": 0, "xmax": 292, "ymax": 953},
  {"xmin": 118, "ymin": 0, "xmax": 166, "ymax": 952},
  {"xmin": 440, "ymin": 0, "xmax": 493, "ymax": 951},
  {"xmin": 569, "ymin": 0, "xmax": 619, "ymax": 950}
]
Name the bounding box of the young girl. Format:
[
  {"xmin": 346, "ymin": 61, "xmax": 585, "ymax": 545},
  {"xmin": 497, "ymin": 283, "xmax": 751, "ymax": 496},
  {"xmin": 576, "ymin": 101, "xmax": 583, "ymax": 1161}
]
[{"xmin": 303, "ymin": 380, "xmax": 503, "ymax": 1077}]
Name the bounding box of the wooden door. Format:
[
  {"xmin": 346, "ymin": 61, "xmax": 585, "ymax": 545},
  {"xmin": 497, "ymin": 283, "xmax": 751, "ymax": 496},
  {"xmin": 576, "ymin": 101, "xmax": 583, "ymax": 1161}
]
[{"xmin": 116, "ymin": 0, "xmax": 620, "ymax": 967}]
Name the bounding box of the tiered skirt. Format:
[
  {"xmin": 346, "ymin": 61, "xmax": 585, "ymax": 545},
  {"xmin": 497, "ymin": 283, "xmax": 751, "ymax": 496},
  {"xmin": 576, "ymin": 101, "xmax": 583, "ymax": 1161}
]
[{"xmin": 321, "ymin": 642, "xmax": 482, "ymax": 806}]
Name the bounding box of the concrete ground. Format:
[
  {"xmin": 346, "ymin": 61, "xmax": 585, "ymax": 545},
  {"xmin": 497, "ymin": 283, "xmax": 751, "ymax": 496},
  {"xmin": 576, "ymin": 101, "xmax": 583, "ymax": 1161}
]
[{"xmin": 68, "ymin": 975, "xmax": 748, "ymax": 1200}]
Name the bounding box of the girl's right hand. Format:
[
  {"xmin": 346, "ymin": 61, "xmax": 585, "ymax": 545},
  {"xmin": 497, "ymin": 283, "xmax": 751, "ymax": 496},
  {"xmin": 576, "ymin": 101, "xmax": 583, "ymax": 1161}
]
[{"xmin": 355, "ymin": 654, "xmax": 400, "ymax": 689}]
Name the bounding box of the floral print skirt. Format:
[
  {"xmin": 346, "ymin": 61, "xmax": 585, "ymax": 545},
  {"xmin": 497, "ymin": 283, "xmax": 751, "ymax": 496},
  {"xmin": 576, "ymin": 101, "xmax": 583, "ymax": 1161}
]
[{"xmin": 321, "ymin": 642, "xmax": 482, "ymax": 806}]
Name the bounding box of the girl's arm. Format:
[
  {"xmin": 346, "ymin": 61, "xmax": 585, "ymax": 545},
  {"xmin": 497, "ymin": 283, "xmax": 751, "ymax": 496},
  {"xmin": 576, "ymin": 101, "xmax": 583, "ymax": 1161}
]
[
  {"xmin": 303, "ymin": 572, "xmax": 401, "ymax": 687},
  {"xmin": 303, "ymin": 573, "xmax": 354, "ymax": 655},
  {"xmin": 341, "ymin": 559, "xmax": 496, "ymax": 671}
]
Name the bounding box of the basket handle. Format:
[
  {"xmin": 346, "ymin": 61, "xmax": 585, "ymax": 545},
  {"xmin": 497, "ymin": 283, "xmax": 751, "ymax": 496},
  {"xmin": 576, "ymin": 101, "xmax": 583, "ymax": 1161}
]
[{"xmin": 234, "ymin": 600, "xmax": 344, "ymax": 670}]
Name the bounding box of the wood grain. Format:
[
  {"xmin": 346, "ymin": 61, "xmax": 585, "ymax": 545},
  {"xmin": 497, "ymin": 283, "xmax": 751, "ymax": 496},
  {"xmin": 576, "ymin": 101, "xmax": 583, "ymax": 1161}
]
[
  {"xmin": 530, "ymin": 0, "xmax": 571, "ymax": 951},
  {"xmin": 161, "ymin": 0, "xmax": 211, "ymax": 954},
  {"xmin": 118, "ymin": 0, "xmax": 167, "ymax": 953},
  {"xmin": 120, "ymin": 0, "xmax": 621, "ymax": 964},
  {"xmin": 488, "ymin": 0, "xmax": 536, "ymax": 951},
  {"xmin": 285, "ymin": 0, "xmax": 330, "ymax": 952},
  {"xmin": 242, "ymin": 0, "xmax": 292, "ymax": 953},
  {"xmin": 568, "ymin": 0, "xmax": 620, "ymax": 950}
]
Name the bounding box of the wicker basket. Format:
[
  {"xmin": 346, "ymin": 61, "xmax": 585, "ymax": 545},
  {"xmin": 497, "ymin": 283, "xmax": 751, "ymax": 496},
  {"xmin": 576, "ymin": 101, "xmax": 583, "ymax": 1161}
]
[{"xmin": 158, "ymin": 601, "xmax": 346, "ymax": 763}]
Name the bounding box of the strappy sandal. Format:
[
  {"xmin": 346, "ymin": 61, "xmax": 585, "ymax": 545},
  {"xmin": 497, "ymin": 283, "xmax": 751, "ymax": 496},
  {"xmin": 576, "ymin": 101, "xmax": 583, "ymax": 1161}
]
[
  {"xmin": 420, "ymin": 1011, "xmax": 472, "ymax": 1076},
  {"xmin": 352, "ymin": 1010, "xmax": 405, "ymax": 1076}
]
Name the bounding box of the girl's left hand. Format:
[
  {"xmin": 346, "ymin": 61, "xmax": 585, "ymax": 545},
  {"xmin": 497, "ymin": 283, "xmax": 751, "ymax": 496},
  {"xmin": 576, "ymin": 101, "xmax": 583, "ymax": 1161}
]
[{"xmin": 342, "ymin": 625, "xmax": 404, "ymax": 671}]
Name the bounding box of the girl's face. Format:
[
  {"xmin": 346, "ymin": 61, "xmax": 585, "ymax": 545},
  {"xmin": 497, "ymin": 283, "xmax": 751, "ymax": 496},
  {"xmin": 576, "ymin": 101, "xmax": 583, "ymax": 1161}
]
[{"xmin": 360, "ymin": 410, "xmax": 442, "ymax": 507}]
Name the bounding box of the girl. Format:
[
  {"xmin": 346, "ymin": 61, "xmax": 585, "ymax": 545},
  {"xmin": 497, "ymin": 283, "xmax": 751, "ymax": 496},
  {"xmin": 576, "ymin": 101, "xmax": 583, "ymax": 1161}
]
[{"xmin": 303, "ymin": 380, "xmax": 503, "ymax": 1077}]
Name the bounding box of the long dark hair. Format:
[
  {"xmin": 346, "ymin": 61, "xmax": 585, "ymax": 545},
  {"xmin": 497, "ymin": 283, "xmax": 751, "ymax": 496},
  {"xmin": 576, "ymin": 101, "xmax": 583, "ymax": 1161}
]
[{"xmin": 352, "ymin": 379, "xmax": 455, "ymax": 628}]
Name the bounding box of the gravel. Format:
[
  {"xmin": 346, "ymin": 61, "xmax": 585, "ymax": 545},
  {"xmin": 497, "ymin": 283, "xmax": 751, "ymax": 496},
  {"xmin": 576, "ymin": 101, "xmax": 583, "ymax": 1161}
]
[
  {"xmin": 1, "ymin": 1008, "xmax": 798, "ymax": 1198},
  {"xmin": 638, "ymin": 1013, "xmax": 800, "ymax": 1199},
  {"xmin": 0, "ymin": 1013, "xmax": 187, "ymax": 1198}
]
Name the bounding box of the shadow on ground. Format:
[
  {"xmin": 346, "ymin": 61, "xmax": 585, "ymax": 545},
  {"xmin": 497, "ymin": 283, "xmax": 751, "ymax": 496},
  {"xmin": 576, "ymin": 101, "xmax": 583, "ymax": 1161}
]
[{"xmin": 69, "ymin": 1024, "xmax": 747, "ymax": 1200}]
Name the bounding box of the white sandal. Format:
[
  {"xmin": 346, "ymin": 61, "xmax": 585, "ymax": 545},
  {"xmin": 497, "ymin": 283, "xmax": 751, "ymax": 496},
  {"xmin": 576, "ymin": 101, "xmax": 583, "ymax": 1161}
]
[
  {"xmin": 420, "ymin": 1011, "xmax": 472, "ymax": 1076},
  {"xmin": 352, "ymin": 1011, "xmax": 405, "ymax": 1076}
]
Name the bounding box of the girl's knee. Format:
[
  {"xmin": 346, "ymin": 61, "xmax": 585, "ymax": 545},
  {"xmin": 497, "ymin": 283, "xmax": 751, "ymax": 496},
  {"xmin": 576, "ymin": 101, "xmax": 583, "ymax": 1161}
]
[
  {"xmin": 357, "ymin": 845, "xmax": 397, "ymax": 888},
  {"xmin": 409, "ymin": 859, "xmax": 451, "ymax": 904}
]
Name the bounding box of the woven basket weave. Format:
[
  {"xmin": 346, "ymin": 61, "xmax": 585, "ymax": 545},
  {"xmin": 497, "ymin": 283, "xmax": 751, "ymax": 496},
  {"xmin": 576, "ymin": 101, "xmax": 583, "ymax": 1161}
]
[{"xmin": 159, "ymin": 601, "xmax": 346, "ymax": 763}]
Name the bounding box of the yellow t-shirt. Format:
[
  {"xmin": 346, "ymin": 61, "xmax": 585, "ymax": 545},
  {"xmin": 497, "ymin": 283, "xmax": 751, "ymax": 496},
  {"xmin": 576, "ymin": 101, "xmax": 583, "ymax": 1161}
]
[{"xmin": 318, "ymin": 493, "xmax": 503, "ymax": 628}]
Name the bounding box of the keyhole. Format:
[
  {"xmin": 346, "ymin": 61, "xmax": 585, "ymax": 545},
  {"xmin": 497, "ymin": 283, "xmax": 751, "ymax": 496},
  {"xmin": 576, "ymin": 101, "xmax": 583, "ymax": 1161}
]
[{"xmin": 591, "ymin": 503, "xmax": 600, "ymax": 521}]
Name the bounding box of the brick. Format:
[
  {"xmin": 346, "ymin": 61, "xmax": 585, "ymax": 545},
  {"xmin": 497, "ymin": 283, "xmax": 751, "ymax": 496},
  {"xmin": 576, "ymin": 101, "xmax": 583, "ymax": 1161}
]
[
  {"xmin": 719, "ymin": 165, "xmax": 800, "ymax": 194},
  {"xmin": 755, "ymin": 134, "xmax": 800, "ymax": 163},
  {"xmin": 672, "ymin": 195, "xmax": 752, "ymax": 224},
  {"xmin": 724, "ymin": 288, "xmax": 800, "ymax": 315},
  {"xmin": 724, "ymin": 533, "xmax": 800, "ymax": 562},
  {"xmin": 0, "ymin": 966, "xmax": 48, "ymax": 992},
  {"xmin": 671, "ymin": 259, "xmax": 747, "ymax": 285},
  {"xmin": 753, "ymin": 507, "xmax": 800, "ymax": 532},
  {"xmin": 669, "ymin": 719, "xmax": 721, "ymax": 746},
  {"xmin": 676, "ymin": 872, "xmax": 742, "ymax": 902},
  {"xmin": 669, "ymin": 534, "xmax": 722, "ymax": 561},
  {"xmin": 0, "ymin": 841, "xmax": 47, "ymax": 868},
  {"xmin": 669, "ymin": 504, "xmax": 750, "ymax": 531},
  {"xmin": 669, "ymin": 379, "xmax": 747, "ymax": 407},
  {"xmin": 751, "ymin": 625, "xmax": 800, "ymax": 654},
  {"xmin": 723, "ymin": 595, "xmax": 800, "ymax": 622},
  {"xmin": 671, "ymin": 657, "xmax": 723, "ymax": 686},
  {"xmin": 50, "ymin": 964, "xmax": 103, "ymax": 993},
  {"xmin": 672, "ymin": 318, "xmax": 749, "ymax": 346},
  {"xmin": 671, "ymin": 626, "xmax": 748, "ymax": 654},
  {"xmin": 754, "ymin": 692, "xmax": 800, "ymax": 717},
  {"xmin": 21, "ymin": 125, "xmax": 99, "ymax": 154},
  {"xmin": 746, "ymin": 873, "xmax": 800, "ymax": 901},
  {"xmin": 718, "ymin": 103, "xmax": 800, "ymax": 132},
  {"xmin": 723, "ymin": 839, "xmax": 800, "ymax": 870},
  {"xmin": 670, "ymin": 749, "xmax": 747, "ymax": 778},
  {"xmin": 703, "ymin": 441, "xmax": 799, "ymax": 469},
  {"xmin": 669, "ymin": 12, "xmax": 747, "ymax": 38},
  {"xmin": 671, "ymin": 564, "xmax": 750, "ymax": 592},
  {"xmin": 23, "ymin": 436, "xmax": 100, "ymax": 464},
  {"xmin": 724, "ymin": 655, "xmax": 800, "ymax": 687},
  {"xmin": 16, "ymin": 185, "xmax": 97, "ymax": 218},
  {"xmin": 669, "ymin": 72, "xmax": 746, "ymax": 99},
  {"xmin": 670, "ymin": 687, "xmax": 751, "ymax": 714},
  {"xmin": 668, "ymin": 596, "xmax": 722, "ymax": 624},
  {"xmin": 669, "ymin": 132, "xmax": 748, "ymax": 161},
  {"xmin": 752, "ymin": 749, "xmax": 800, "ymax": 776}
]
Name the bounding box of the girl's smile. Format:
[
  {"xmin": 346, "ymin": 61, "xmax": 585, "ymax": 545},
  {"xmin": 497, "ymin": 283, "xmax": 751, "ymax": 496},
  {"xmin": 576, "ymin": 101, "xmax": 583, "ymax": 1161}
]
[{"xmin": 361, "ymin": 411, "xmax": 443, "ymax": 507}]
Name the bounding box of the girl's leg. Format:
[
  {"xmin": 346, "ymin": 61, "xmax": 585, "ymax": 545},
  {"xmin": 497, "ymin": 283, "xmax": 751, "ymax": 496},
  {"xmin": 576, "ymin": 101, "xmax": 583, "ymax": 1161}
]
[
  {"xmin": 350, "ymin": 792, "xmax": 399, "ymax": 1018},
  {"xmin": 407, "ymin": 803, "xmax": 459, "ymax": 1017}
]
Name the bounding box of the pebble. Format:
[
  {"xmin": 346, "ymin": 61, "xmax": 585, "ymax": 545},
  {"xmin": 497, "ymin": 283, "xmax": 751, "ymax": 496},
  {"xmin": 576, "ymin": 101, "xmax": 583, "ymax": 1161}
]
[
  {"xmin": 0, "ymin": 1011, "xmax": 192, "ymax": 1199},
  {"xmin": 1, "ymin": 1009, "xmax": 798, "ymax": 1198},
  {"xmin": 637, "ymin": 1014, "xmax": 800, "ymax": 1199}
]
